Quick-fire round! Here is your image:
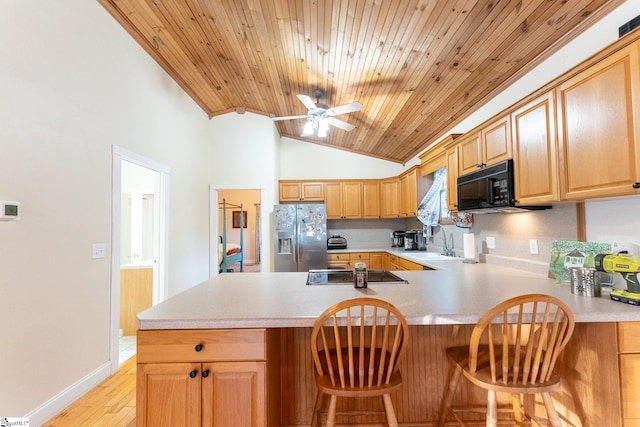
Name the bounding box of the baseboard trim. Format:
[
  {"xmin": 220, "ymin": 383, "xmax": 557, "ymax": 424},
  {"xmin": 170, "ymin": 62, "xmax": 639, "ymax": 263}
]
[{"xmin": 25, "ymin": 361, "xmax": 111, "ymax": 426}]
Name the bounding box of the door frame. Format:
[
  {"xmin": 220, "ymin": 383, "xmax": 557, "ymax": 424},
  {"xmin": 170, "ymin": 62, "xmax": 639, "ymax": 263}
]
[{"xmin": 110, "ymin": 145, "xmax": 170, "ymax": 373}]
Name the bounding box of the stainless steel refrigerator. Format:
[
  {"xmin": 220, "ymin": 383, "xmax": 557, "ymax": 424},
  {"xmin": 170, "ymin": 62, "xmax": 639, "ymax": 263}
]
[{"xmin": 274, "ymin": 204, "xmax": 328, "ymax": 272}]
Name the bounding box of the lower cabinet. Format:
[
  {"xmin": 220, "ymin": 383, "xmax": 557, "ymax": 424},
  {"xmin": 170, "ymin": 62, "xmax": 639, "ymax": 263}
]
[
  {"xmin": 619, "ymin": 322, "xmax": 640, "ymax": 427},
  {"xmin": 137, "ymin": 329, "xmax": 268, "ymax": 427}
]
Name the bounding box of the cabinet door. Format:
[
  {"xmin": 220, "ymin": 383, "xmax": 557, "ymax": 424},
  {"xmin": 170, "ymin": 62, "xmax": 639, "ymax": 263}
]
[
  {"xmin": 137, "ymin": 363, "xmax": 202, "ymax": 427},
  {"xmin": 369, "ymin": 252, "xmax": 384, "ymax": 269},
  {"xmin": 400, "ymin": 169, "xmax": 417, "ymax": 217},
  {"xmin": 446, "ymin": 146, "xmax": 458, "ymax": 211},
  {"xmin": 481, "ymin": 115, "xmax": 511, "ymax": 167},
  {"xmin": 202, "ymin": 361, "xmax": 266, "ymax": 427},
  {"xmin": 342, "ymin": 182, "xmax": 362, "ymax": 218},
  {"xmin": 279, "ymin": 182, "xmax": 302, "ymax": 202},
  {"xmin": 380, "ymin": 179, "xmax": 400, "ymax": 218},
  {"xmin": 458, "ymin": 132, "xmax": 482, "ymax": 175},
  {"xmin": 512, "ymin": 91, "xmax": 559, "ymax": 204},
  {"xmin": 620, "ymin": 354, "xmax": 640, "ymax": 421},
  {"xmin": 362, "ymin": 181, "xmax": 381, "ymax": 218},
  {"xmin": 557, "ymin": 43, "xmax": 640, "ymax": 199},
  {"xmin": 301, "ymin": 182, "xmax": 324, "ymax": 200},
  {"xmin": 324, "ymin": 182, "xmax": 342, "ymax": 219}
]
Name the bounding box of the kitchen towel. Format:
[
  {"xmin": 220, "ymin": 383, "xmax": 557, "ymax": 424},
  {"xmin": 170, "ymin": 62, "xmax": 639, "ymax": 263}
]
[{"xmin": 417, "ymin": 167, "xmax": 446, "ymax": 226}]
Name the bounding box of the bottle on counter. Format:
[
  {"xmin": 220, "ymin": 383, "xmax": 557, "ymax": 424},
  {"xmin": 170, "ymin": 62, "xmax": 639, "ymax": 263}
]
[{"xmin": 353, "ymin": 262, "xmax": 368, "ymax": 289}]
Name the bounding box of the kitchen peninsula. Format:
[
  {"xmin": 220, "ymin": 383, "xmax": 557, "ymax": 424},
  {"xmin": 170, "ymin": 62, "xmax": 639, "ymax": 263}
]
[{"xmin": 136, "ymin": 260, "xmax": 640, "ymax": 426}]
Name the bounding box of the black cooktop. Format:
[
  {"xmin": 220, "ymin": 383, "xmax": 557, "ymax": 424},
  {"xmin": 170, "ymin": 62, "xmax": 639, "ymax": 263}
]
[{"xmin": 306, "ymin": 269, "xmax": 408, "ymax": 285}]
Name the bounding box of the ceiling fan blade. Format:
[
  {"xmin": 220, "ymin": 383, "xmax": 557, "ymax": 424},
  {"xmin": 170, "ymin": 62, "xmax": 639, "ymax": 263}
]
[
  {"xmin": 325, "ymin": 117, "xmax": 355, "ymax": 131},
  {"xmin": 272, "ymin": 115, "xmax": 308, "ymax": 121},
  {"xmin": 296, "ymin": 94, "xmax": 317, "ymax": 111},
  {"xmin": 326, "ymin": 102, "xmax": 363, "ymax": 116}
]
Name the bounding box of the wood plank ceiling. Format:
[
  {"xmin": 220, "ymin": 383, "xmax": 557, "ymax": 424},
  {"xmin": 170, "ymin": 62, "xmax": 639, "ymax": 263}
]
[{"xmin": 98, "ymin": 0, "xmax": 624, "ymax": 164}]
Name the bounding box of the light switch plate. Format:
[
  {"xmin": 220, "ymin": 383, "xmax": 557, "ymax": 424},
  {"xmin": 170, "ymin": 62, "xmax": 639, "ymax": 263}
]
[
  {"xmin": 486, "ymin": 236, "xmax": 495, "ymax": 249},
  {"xmin": 92, "ymin": 243, "xmax": 106, "ymax": 259},
  {"xmin": 529, "ymin": 239, "xmax": 539, "ymax": 255}
]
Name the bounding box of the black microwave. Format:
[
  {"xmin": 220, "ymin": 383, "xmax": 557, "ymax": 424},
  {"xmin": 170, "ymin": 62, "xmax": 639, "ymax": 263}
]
[{"xmin": 456, "ymin": 159, "xmax": 550, "ymax": 213}]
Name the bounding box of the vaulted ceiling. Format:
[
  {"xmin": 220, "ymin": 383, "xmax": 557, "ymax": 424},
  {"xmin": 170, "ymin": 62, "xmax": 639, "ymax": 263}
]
[{"xmin": 98, "ymin": 0, "xmax": 624, "ymax": 164}]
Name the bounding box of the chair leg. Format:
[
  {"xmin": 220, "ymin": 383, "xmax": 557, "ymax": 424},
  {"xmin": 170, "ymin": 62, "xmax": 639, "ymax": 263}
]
[
  {"xmin": 326, "ymin": 395, "xmax": 338, "ymax": 427},
  {"xmin": 486, "ymin": 390, "xmax": 497, "ymax": 427},
  {"xmin": 511, "ymin": 393, "xmax": 524, "ymax": 425},
  {"xmin": 437, "ymin": 363, "xmax": 463, "ymax": 427},
  {"xmin": 311, "ymin": 391, "xmax": 323, "ymax": 427},
  {"xmin": 541, "ymin": 392, "xmax": 562, "ymax": 427},
  {"xmin": 382, "ymin": 394, "xmax": 399, "ymax": 427}
]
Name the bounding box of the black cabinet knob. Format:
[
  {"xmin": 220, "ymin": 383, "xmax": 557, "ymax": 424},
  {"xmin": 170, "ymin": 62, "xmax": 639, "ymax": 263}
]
[
  {"xmin": 633, "ymin": 182, "xmax": 640, "ymax": 189},
  {"xmin": 189, "ymin": 370, "xmax": 198, "ymax": 378},
  {"xmin": 195, "ymin": 344, "xmax": 203, "ymax": 352},
  {"xmin": 202, "ymin": 369, "xmax": 210, "ymax": 378}
]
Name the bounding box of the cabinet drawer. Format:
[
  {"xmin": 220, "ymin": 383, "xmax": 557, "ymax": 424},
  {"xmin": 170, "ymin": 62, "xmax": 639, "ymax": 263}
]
[
  {"xmin": 349, "ymin": 252, "xmax": 370, "ymax": 261},
  {"xmin": 399, "ymin": 257, "xmax": 424, "ymax": 271},
  {"xmin": 619, "ymin": 322, "xmax": 640, "ymax": 353},
  {"xmin": 329, "ymin": 253, "xmax": 349, "ymax": 261},
  {"xmin": 137, "ymin": 329, "xmax": 266, "ymax": 363}
]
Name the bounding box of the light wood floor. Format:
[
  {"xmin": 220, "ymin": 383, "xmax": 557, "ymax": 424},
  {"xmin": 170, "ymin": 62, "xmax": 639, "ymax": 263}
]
[{"xmin": 43, "ymin": 357, "xmax": 136, "ymax": 426}]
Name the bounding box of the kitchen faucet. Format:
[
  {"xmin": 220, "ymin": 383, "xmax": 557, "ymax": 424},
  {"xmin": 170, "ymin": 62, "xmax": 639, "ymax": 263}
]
[{"xmin": 439, "ymin": 227, "xmax": 454, "ymax": 257}]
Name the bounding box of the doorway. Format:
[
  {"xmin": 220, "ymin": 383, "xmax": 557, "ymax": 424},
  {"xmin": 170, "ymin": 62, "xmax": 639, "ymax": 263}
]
[
  {"xmin": 111, "ymin": 146, "xmax": 169, "ymax": 373},
  {"xmin": 214, "ymin": 189, "xmax": 262, "ymax": 274}
]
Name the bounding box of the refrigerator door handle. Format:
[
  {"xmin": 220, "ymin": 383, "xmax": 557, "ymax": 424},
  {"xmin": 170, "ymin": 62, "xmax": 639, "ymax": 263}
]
[{"xmin": 295, "ymin": 219, "xmax": 300, "ymax": 264}]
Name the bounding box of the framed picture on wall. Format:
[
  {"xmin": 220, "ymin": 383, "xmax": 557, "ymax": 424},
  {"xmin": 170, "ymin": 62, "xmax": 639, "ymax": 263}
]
[{"xmin": 232, "ymin": 210, "xmax": 247, "ymax": 228}]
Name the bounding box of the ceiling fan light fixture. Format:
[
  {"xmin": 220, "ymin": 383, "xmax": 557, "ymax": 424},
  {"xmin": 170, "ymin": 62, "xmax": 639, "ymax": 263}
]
[
  {"xmin": 317, "ymin": 119, "xmax": 329, "ymax": 137},
  {"xmin": 301, "ymin": 119, "xmax": 315, "ymax": 137}
]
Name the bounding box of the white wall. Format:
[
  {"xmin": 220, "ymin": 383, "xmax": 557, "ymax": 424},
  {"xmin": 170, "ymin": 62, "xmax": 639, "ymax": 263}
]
[
  {"xmin": 208, "ymin": 112, "xmax": 279, "ymax": 271},
  {"xmin": 279, "ymin": 137, "xmax": 407, "ymax": 179},
  {"xmin": 0, "ymin": 0, "xmax": 212, "ymax": 422}
]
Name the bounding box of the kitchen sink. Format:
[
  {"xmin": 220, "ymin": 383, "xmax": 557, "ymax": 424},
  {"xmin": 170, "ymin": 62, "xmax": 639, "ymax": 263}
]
[{"xmin": 306, "ymin": 269, "xmax": 408, "ymax": 285}]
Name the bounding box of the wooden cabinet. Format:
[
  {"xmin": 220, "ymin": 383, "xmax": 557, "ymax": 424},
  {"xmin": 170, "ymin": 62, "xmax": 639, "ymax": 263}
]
[
  {"xmin": 279, "ymin": 181, "xmax": 324, "ymax": 202},
  {"xmin": 618, "ymin": 322, "xmax": 640, "ymax": 426},
  {"xmin": 385, "ymin": 253, "xmax": 400, "ymax": 270},
  {"xmin": 458, "ymin": 115, "xmax": 512, "ymax": 176},
  {"xmin": 325, "ymin": 181, "xmax": 362, "ymax": 219},
  {"xmin": 328, "ymin": 253, "xmax": 350, "ymax": 269},
  {"xmin": 511, "ymin": 91, "xmax": 560, "ymax": 205},
  {"xmin": 446, "ymin": 146, "xmax": 459, "ymax": 211},
  {"xmin": 399, "ymin": 167, "xmax": 418, "ymax": 217},
  {"xmin": 557, "ymin": 42, "xmax": 640, "ymax": 200},
  {"xmin": 120, "ymin": 267, "xmax": 153, "ymax": 336},
  {"xmin": 362, "ymin": 181, "xmax": 381, "ymax": 218},
  {"xmin": 380, "ymin": 178, "xmax": 401, "ymax": 218},
  {"xmin": 369, "ymin": 252, "xmax": 384, "ymax": 269},
  {"xmin": 137, "ymin": 329, "xmax": 267, "ymax": 427},
  {"xmin": 398, "ymin": 257, "xmax": 424, "ymax": 271}
]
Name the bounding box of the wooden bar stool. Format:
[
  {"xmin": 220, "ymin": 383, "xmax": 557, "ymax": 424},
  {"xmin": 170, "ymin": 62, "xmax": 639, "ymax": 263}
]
[
  {"xmin": 310, "ymin": 297, "xmax": 409, "ymax": 427},
  {"xmin": 437, "ymin": 294, "xmax": 575, "ymax": 427}
]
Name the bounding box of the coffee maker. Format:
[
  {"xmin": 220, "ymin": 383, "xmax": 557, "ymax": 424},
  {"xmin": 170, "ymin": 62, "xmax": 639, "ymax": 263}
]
[
  {"xmin": 392, "ymin": 231, "xmax": 405, "ymax": 248},
  {"xmin": 404, "ymin": 231, "xmax": 417, "ymax": 250}
]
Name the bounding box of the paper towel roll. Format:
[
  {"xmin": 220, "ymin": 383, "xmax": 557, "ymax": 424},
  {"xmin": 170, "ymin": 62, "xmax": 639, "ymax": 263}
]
[{"xmin": 463, "ymin": 233, "xmax": 475, "ymax": 260}]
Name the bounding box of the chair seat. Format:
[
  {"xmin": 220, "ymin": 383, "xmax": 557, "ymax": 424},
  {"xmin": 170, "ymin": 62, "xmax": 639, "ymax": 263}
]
[
  {"xmin": 316, "ymin": 348, "xmax": 403, "ymax": 397},
  {"xmin": 446, "ymin": 345, "xmax": 562, "ymax": 394}
]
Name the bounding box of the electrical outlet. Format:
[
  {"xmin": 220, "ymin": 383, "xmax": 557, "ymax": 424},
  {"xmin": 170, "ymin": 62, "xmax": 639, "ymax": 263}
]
[
  {"xmin": 486, "ymin": 236, "xmax": 495, "ymax": 249},
  {"xmin": 529, "ymin": 239, "xmax": 539, "ymax": 255},
  {"xmin": 92, "ymin": 243, "xmax": 106, "ymax": 259}
]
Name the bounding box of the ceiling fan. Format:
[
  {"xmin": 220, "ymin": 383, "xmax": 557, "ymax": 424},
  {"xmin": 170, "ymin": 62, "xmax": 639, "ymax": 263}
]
[{"xmin": 272, "ymin": 89, "xmax": 362, "ymax": 137}]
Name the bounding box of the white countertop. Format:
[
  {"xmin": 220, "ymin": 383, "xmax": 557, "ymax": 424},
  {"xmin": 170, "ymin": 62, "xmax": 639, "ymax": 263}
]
[{"xmin": 137, "ymin": 261, "xmax": 640, "ymax": 330}]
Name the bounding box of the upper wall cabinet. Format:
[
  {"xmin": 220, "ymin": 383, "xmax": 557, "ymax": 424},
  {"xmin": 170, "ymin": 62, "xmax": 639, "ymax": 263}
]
[
  {"xmin": 279, "ymin": 181, "xmax": 324, "ymax": 202},
  {"xmin": 446, "ymin": 146, "xmax": 459, "ymax": 211},
  {"xmin": 399, "ymin": 167, "xmax": 418, "ymax": 217},
  {"xmin": 511, "ymin": 91, "xmax": 560, "ymax": 205},
  {"xmin": 380, "ymin": 178, "xmax": 401, "ymax": 218},
  {"xmin": 557, "ymin": 42, "xmax": 640, "ymax": 199},
  {"xmin": 362, "ymin": 181, "xmax": 381, "ymax": 219},
  {"xmin": 458, "ymin": 115, "xmax": 512, "ymax": 176},
  {"xmin": 324, "ymin": 181, "xmax": 362, "ymax": 219}
]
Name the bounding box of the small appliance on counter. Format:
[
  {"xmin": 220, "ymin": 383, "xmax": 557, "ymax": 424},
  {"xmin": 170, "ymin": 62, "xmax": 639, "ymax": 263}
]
[
  {"xmin": 392, "ymin": 230, "xmax": 405, "ymax": 248},
  {"xmin": 415, "ymin": 231, "xmax": 427, "ymax": 251},
  {"xmin": 327, "ymin": 234, "xmax": 348, "ymax": 250},
  {"xmin": 404, "ymin": 231, "xmax": 417, "ymax": 251}
]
